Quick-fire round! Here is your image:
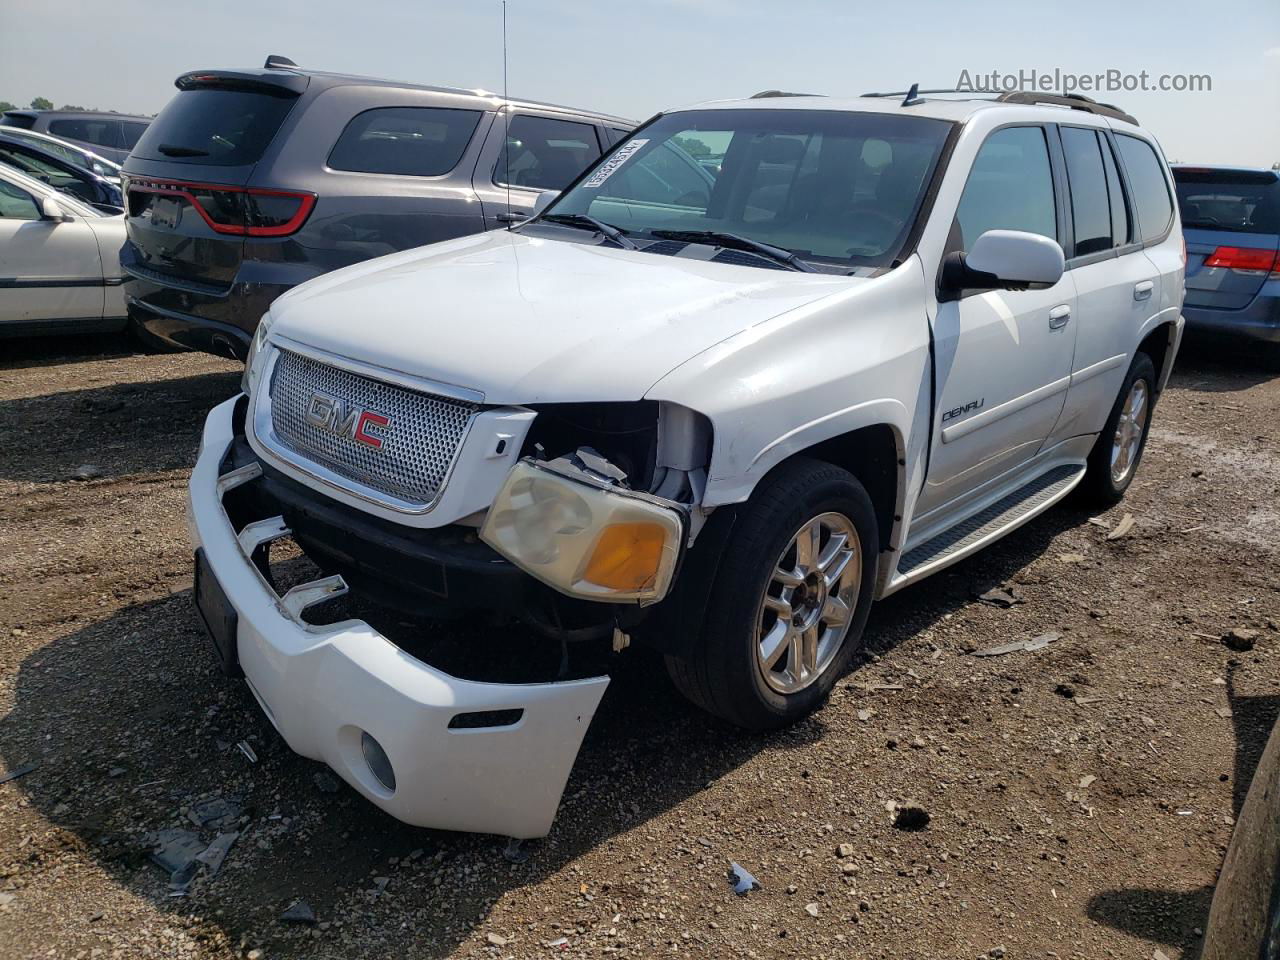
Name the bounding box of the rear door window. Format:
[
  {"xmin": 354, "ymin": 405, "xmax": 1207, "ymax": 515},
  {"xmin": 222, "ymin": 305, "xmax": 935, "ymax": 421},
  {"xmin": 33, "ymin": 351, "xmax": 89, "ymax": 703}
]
[
  {"xmin": 132, "ymin": 89, "xmax": 299, "ymax": 165},
  {"xmin": 495, "ymin": 115, "xmax": 602, "ymax": 190},
  {"xmin": 954, "ymin": 126, "xmax": 1057, "ymax": 248},
  {"xmin": 1100, "ymin": 137, "xmax": 1130, "ymax": 246},
  {"xmin": 1114, "ymin": 134, "xmax": 1174, "ymax": 243},
  {"xmin": 1061, "ymin": 127, "xmax": 1124, "ymax": 256},
  {"xmin": 1174, "ymin": 170, "xmax": 1279, "ymax": 235},
  {"xmin": 49, "ymin": 118, "xmax": 122, "ymax": 150},
  {"xmin": 328, "ymin": 106, "xmax": 482, "ymax": 176}
]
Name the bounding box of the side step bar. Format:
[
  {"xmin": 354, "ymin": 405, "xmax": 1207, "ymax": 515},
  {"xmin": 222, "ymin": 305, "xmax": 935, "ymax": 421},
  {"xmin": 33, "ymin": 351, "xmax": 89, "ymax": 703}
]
[{"xmin": 891, "ymin": 463, "xmax": 1085, "ymax": 589}]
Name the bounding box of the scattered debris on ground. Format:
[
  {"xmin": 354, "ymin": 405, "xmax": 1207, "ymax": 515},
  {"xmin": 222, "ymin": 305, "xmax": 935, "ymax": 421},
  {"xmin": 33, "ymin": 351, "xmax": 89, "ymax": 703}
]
[{"xmin": 0, "ymin": 339, "xmax": 1276, "ymax": 959}]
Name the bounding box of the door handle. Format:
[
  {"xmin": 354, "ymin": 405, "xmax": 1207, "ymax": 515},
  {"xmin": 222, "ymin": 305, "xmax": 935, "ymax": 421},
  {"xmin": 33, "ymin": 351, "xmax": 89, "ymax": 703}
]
[
  {"xmin": 496, "ymin": 210, "xmax": 530, "ymax": 223},
  {"xmin": 1133, "ymin": 280, "xmax": 1154, "ymax": 301},
  {"xmin": 1048, "ymin": 304, "xmax": 1072, "ymax": 329}
]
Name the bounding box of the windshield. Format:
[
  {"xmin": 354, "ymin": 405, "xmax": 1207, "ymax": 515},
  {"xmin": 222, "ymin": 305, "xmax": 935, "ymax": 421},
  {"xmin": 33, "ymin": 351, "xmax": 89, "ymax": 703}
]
[{"xmin": 541, "ymin": 108, "xmax": 952, "ymax": 270}]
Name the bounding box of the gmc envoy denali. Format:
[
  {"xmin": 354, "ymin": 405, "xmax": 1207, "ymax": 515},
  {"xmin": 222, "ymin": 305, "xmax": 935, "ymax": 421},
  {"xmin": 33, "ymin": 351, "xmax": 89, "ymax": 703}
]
[{"xmin": 186, "ymin": 89, "xmax": 1184, "ymax": 838}]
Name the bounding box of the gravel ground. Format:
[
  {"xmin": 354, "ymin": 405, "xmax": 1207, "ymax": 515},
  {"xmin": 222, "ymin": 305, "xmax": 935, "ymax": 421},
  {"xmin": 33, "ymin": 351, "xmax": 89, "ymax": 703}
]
[{"xmin": 0, "ymin": 333, "xmax": 1277, "ymax": 960}]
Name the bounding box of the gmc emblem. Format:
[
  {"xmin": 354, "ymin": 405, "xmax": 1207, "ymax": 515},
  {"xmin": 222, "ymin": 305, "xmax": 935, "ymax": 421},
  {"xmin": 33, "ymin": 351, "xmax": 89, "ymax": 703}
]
[{"xmin": 304, "ymin": 391, "xmax": 391, "ymax": 450}]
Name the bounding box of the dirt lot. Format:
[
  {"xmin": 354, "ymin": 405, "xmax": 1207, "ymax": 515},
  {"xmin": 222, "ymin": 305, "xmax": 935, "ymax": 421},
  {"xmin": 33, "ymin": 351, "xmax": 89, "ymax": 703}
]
[{"xmin": 0, "ymin": 334, "xmax": 1277, "ymax": 960}]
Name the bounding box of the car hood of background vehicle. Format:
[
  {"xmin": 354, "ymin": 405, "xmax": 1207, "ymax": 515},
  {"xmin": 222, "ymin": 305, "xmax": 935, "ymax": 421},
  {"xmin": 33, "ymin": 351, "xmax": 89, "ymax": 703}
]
[{"xmin": 269, "ymin": 229, "xmax": 856, "ymax": 405}]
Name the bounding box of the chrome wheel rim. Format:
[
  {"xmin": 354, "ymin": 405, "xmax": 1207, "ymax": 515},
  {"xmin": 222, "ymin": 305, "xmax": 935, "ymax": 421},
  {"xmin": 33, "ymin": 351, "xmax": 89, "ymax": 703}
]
[
  {"xmin": 755, "ymin": 512, "xmax": 861, "ymax": 695},
  {"xmin": 1110, "ymin": 378, "xmax": 1150, "ymax": 484}
]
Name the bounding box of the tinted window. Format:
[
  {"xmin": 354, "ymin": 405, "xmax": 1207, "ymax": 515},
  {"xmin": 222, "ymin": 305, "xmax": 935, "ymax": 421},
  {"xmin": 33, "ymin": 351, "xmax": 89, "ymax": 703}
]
[
  {"xmin": 132, "ymin": 89, "xmax": 298, "ymax": 166},
  {"xmin": 1101, "ymin": 137, "xmax": 1130, "ymax": 246},
  {"xmin": 1174, "ymin": 170, "xmax": 1279, "ymax": 235},
  {"xmin": 49, "ymin": 118, "xmax": 121, "ymax": 149},
  {"xmin": 1115, "ymin": 134, "xmax": 1173, "ymax": 243},
  {"xmin": 955, "ymin": 126, "xmax": 1056, "ymax": 248},
  {"xmin": 328, "ymin": 107, "xmax": 482, "ymax": 177},
  {"xmin": 1061, "ymin": 127, "xmax": 1117, "ymax": 256},
  {"xmin": 2, "ymin": 113, "xmax": 36, "ymax": 130},
  {"xmin": 120, "ymin": 121, "xmax": 148, "ymax": 149},
  {"xmin": 495, "ymin": 115, "xmax": 601, "ymax": 190},
  {"xmin": 0, "ymin": 180, "xmax": 40, "ymax": 219},
  {"xmin": 548, "ymin": 109, "xmax": 951, "ymax": 269}
]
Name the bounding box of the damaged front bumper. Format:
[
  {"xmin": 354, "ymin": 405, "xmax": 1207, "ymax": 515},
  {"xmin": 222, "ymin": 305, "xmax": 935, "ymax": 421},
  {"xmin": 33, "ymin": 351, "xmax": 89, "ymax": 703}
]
[{"xmin": 188, "ymin": 396, "xmax": 609, "ymax": 839}]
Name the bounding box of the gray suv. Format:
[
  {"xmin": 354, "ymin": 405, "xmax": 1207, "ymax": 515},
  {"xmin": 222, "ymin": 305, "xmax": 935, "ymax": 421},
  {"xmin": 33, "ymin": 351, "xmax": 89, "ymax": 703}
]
[
  {"xmin": 120, "ymin": 60, "xmax": 633, "ymax": 359},
  {"xmin": 0, "ymin": 110, "xmax": 152, "ymax": 165}
]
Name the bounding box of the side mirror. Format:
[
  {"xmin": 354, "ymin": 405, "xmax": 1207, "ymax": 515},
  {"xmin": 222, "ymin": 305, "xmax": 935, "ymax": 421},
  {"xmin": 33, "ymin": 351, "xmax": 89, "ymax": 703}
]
[
  {"xmin": 939, "ymin": 229, "xmax": 1064, "ymax": 301},
  {"xmin": 40, "ymin": 197, "xmax": 72, "ymax": 222},
  {"xmin": 531, "ymin": 191, "xmax": 556, "ymax": 217}
]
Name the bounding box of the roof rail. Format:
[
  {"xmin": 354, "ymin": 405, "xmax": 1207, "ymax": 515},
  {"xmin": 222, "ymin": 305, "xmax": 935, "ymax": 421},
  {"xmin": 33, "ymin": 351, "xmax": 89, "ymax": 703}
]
[
  {"xmin": 861, "ymin": 88, "xmax": 1138, "ymax": 124},
  {"xmin": 861, "ymin": 87, "xmax": 971, "ymax": 98},
  {"xmin": 750, "ymin": 89, "xmax": 821, "ymax": 99},
  {"xmin": 994, "ymin": 91, "xmax": 1137, "ymax": 125},
  {"xmin": 264, "ymin": 54, "xmax": 298, "ymax": 69}
]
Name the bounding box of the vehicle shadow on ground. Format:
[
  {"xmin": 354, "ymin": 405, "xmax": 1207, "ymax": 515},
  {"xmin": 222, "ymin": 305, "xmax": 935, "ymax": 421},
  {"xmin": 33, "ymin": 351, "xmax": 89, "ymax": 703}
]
[
  {"xmin": 0, "ymin": 333, "xmax": 137, "ymax": 370},
  {"xmin": 1171, "ymin": 334, "xmax": 1280, "ymax": 392},
  {"xmin": 0, "ymin": 372, "xmax": 240, "ymax": 483},
  {"xmin": 0, "ymin": 495, "xmax": 1095, "ymax": 957},
  {"xmin": 1083, "ymin": 669, "xmax": 1280, "ymax": 956}
]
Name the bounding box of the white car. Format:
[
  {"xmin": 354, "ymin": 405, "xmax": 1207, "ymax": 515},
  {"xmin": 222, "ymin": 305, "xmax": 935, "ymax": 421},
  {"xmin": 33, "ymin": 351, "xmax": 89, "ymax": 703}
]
[
  {"xmin": 188, "ymin": 89, "xmax": 1184, "ymax": 838},
  {"xmin": 0, "ymin": 164, "xmax": 127, "ymax": 336}
]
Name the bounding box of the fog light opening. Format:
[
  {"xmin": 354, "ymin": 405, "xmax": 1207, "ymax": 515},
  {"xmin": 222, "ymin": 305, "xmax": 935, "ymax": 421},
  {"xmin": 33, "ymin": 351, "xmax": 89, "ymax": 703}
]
[{"xmin": 360, "ymin": 731, "xmax": 396, "ymax": 793}]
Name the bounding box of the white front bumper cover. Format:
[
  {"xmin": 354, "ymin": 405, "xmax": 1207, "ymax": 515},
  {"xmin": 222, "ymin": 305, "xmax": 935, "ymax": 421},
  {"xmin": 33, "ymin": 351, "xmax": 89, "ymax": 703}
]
[{"xmin": 189, "ymin": 396, "xmax": 609, "ymax": 839}]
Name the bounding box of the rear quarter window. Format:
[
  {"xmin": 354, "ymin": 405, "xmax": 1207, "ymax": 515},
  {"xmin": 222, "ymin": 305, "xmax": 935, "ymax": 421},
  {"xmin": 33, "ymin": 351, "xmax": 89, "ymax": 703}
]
[
  {"xmin": 132, "ymin": 89, "xmax": 298, "ymax": 166},
  {"xmin": 328, "ymin": 107, "xmax": 483, "ymax": 177},
  {"xmin": 1115, "ymin": 134, "xmax": 1174, "ymax": 243}
]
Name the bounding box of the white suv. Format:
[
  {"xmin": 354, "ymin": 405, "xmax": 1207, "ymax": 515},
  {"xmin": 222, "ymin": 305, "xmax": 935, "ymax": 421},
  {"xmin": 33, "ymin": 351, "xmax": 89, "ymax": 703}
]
[{"xmin": 189, "ymin": 90, "xmax": 1184, "ymax": 838}]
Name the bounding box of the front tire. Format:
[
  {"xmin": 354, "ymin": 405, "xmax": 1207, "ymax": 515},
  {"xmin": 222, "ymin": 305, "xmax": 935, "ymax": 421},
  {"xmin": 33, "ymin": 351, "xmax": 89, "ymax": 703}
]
[
  {"xmin": 1079, "ymin": 351, "xmax": 1157, "ymax": 505},
  {"xmin": 665, "ymin": 458, "xmax": 879, "ymax": 730}
]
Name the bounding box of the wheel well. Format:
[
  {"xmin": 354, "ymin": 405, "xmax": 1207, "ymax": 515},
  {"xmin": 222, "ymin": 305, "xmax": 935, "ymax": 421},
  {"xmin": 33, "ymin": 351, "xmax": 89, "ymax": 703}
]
[
  {"xmin": 802, "ymin": 424, "xmax": 900, "ymax": 549},
  {"xmin": 1138, "ymin": 323, "xmax": 1174, "ymax": 393}
]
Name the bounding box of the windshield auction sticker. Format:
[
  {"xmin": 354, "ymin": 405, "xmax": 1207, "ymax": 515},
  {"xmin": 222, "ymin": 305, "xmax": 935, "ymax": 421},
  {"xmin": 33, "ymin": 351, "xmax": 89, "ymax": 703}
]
[{"xmin": 583, "ymin": 139, "xmax": 649, "ymax": 188}]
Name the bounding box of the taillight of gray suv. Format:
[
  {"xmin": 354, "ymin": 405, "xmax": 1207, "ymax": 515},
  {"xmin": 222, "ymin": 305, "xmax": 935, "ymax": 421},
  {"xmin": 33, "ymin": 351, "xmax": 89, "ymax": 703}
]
[{"xmin": 121, "ymin": 59, "xmax": 633, "ymax": 360}]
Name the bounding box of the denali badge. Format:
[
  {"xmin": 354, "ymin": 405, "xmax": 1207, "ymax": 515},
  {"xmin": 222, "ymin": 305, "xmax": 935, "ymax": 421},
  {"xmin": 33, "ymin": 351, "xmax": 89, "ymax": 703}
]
[{"xmin": 304, "ymin": 391, "xmax": 391, "ymax": 449}]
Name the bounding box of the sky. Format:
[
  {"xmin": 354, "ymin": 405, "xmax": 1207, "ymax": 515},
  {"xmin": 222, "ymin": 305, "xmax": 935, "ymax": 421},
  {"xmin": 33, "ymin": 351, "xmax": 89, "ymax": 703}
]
[{"xmin": 2, "ymin": 0, "xmax": 1278, "ymax": 166}]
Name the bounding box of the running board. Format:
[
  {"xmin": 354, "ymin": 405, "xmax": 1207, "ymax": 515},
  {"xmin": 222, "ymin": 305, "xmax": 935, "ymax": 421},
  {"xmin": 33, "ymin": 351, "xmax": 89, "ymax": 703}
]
[{"xmin": 891, "ymin": 463, "xmax": 1085, "ymax": 589}]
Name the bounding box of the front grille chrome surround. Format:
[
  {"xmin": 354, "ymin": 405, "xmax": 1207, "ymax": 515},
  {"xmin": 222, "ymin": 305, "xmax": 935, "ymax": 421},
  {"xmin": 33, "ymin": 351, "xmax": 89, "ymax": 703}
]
[{"xmin": 264, "ymin": 348, "xmax": 479, "ymax": 509}]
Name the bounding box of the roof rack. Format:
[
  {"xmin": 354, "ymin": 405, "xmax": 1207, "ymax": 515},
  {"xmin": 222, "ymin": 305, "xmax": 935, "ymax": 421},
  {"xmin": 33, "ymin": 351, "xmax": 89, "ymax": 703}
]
[
  {"xmin": 994, "ymin": 92, "xmax": 1137, "ymax": 125},
  {"xmin": 860, "ymin": 87, "xmax": 1138, "ymax": 125},
  {"xmin": 750, "ymin": 89, "xmax": 821, "ymax": 99}
]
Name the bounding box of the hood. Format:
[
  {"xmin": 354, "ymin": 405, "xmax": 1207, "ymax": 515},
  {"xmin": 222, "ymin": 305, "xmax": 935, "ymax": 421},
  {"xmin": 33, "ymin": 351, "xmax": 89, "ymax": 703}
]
[{"xmin": 268, "ymin": 229, "xmax": 855, "ymax": 405}]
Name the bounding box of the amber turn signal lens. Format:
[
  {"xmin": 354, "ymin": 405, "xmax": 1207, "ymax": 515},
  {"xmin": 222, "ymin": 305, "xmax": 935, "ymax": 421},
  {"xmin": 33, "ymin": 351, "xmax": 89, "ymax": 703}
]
[{"xmin": 582, "ymin": 522, "xmax": 668, "ymax": 592}]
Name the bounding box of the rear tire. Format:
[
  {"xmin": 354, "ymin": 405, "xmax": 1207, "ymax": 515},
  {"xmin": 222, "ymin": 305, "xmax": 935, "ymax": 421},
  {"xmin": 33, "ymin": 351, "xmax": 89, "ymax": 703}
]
[
  {"xmin": 665, "ymin": 457, "xmax": 879, "ymax": 730},
  {"xmin": 1079, "ymin": 352, "xmax": 1157, "ymax": 506}
]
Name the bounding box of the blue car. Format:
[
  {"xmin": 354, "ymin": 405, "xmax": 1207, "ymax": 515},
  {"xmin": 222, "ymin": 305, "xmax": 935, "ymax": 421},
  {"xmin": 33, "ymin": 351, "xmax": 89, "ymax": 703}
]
[{"xmin": 1173, "ymin": 165, "xmax": 1280, "ymax": 347}]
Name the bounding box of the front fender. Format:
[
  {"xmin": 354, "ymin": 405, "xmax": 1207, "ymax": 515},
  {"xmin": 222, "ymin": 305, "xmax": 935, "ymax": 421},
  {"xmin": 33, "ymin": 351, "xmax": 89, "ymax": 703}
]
[{"xmin": 647, "ymin": 257, "xmax": 931, "ymax": 510}]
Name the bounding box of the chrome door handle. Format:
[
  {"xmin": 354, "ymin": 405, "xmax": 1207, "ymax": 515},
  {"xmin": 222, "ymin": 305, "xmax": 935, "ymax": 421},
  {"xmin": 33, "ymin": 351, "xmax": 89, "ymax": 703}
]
[
  {"xmin": 1048, "ymin": 304, "xmax": 1072, "ymax": 329},
  {"xmin": 1133, "ymin": 280, "xmax": 1154, "ymax": 301}
]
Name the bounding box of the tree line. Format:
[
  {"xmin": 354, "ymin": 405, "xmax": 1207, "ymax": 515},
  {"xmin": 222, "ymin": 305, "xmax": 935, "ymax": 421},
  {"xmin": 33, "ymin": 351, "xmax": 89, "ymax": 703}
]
[{"xmin": 0, "ymin": 97, "xmax": 138, "ymax": 113}]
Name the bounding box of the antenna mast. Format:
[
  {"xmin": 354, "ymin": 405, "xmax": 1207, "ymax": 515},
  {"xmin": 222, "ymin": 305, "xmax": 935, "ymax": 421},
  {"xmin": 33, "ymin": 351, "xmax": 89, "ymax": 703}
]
[{"xmin": 503, "ymin": 1, "xmax": 511, "ymax": 224}]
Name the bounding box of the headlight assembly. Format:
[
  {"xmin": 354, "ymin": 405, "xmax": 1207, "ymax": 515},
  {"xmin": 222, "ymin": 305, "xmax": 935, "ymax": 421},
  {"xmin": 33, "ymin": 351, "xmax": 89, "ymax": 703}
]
[
  {"xmin": 240, "ymin": 312, "xmax": 275, "ymax": 397},
  {"xmin": 480, "ymin": 460, "xmax": 683, "ymax": 604}
]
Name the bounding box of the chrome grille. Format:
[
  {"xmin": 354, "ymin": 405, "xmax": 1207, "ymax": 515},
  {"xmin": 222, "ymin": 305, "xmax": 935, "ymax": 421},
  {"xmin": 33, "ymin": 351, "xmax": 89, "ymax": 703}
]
[{"xmin": 267, "ymin": 349, "xmax": 477, "ymax": 507}]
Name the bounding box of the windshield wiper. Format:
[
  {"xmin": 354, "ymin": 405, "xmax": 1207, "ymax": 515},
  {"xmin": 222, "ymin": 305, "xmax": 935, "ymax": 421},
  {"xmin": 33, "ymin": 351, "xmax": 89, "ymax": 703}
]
[
  {"xmin": 539, "ymin": 212, "xmax": 637, "ymax": 250},
  {"xmin": 652, "ymin": 229, "xmax": 815, "ymax": 272},
  {"xmin": 157, "ymin": 143, "xmax": 210, "ymax": 158}
]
